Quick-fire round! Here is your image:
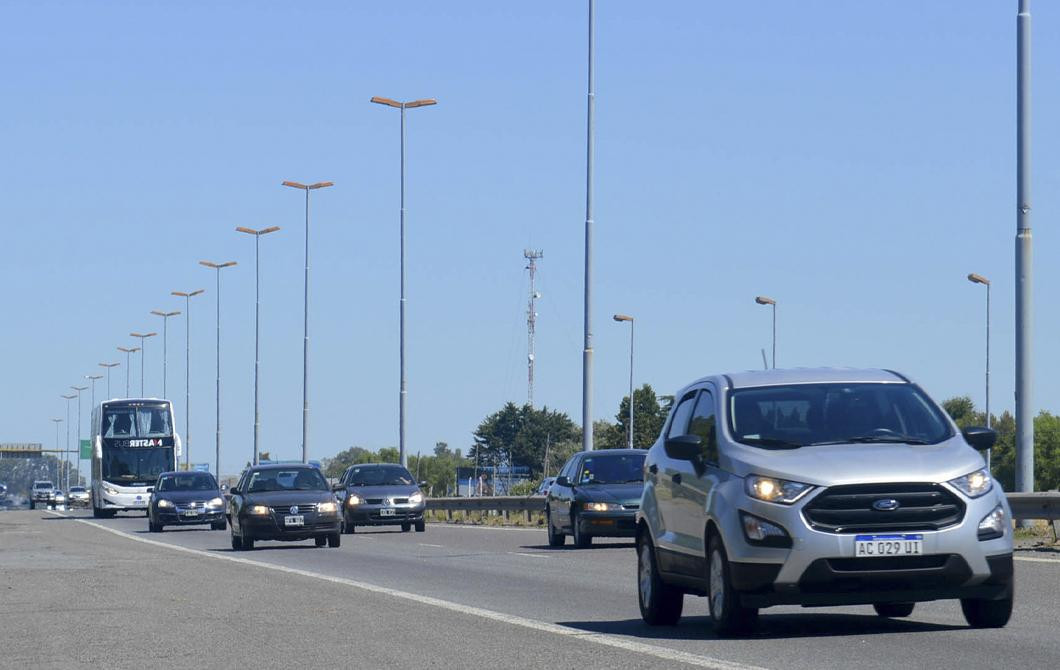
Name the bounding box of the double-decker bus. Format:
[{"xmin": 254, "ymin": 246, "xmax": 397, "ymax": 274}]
[{"xmin": 90, "ymin": 399, "xmax": 181, "ymax": 518}]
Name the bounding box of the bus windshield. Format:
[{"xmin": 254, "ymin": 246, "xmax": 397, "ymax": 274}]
[
  {"xmin": 103, "ymin": 447, "xmax": 174, "ymax": 485},
  {"xmin": 102, "ymin": 405, "xmax": 172, "ymax": 439}
]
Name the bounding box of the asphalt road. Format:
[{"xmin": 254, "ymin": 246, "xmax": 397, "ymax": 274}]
[{"xmin": 2, "ymin": 510, "xmax": 1059, "ymax": 669}]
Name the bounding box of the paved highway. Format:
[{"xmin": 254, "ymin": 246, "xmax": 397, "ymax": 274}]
[{"xmin": 2, "ymin": 510, "xmax": 1058, "ymax": 669}]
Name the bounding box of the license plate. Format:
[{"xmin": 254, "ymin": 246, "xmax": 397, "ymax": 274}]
[
  {"xmin": 183, "ymin": 510, "xmax": 200, "ymax": 517},
  {"xmin": 854, "ymin": 534, "xmax": 923, "ymax": 557},
  {"xmin": 284, "ymin": 515, "xmax": 305, "ymax": 527},
  {"xmin": 379, "ymin": 508, "xmax": 396, "ymax": 517}
]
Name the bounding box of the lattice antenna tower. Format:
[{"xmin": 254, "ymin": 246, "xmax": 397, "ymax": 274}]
[{"xmin": 524, "ymin": 249, "xmax": 544, "ymax": 407}]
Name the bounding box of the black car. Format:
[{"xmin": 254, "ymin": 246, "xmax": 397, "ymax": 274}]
[
  {"xmin": 228, "ymin": 464, "xmax": 341, "ymax": 550},
  {"xmin": 546, "ymin": 449, "xmax": 647, "ymax": 548},
  {"xmin": 148, "ymin": 471, "xmax": 226, "ymax": 532}
]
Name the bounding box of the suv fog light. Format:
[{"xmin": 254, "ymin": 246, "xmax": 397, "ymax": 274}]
[
  {"xmin": 739, "ymin": 511, "xmax": 793, "ymax": 548},
  {"xmin": 977, "ymin": 504, "xmax": 1006, "ymax": 541}
]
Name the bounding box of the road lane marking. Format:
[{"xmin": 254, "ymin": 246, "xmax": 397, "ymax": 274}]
[
  {"xmin": 418, "ymin": 543, "xmax": 445, "ymax": 548},
  {"xmin": 428, "ymin": 523, "xmax": 544, "ymax": 533},
  {"xmin": 57, "ymin": 512, "xmax": 765, "ymax": 670},
  {"xmin": 509, "ymin": 551, "xmax": 549, "ymax": 559},
  {"xmin": 1014, "ymin": 555, "xmax": 1060, "ymax": 564}
]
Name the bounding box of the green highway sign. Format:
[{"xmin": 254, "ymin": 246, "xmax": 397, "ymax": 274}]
[{"xmin": 80, "ymin": 439, "xmax": 91, "ymax": 459}]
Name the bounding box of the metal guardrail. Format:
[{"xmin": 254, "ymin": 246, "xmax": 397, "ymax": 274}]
[{"xmin": 1008, "ymin": 492, "xmax": 1060, "ymax": 521}]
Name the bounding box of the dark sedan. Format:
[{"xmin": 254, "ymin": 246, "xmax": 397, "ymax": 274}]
[
  {"xmin": 228, "ymin": 464, "xmax": 341, "ymax": 550},
  {"xmin": 334, "ymin": 463, "xmax": 426, "ymax": 534},
  {"xmin": 148, "ymin": 471, "xmax": 226, "ymax": 532},
  {"xmin": 546, "ymin": 449, "xmax": 647, "ymax": 548}
]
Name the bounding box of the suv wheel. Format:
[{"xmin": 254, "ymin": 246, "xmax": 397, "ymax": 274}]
[
  {"xmin": 961, "ymin": 595, "xmax": 1013, "ymax": 628},
  {"xmin": 873, "ymin": 602, "xmax": 915, "ymax": 618},
  {"xmin": 707, "ymin": 534, "xmax": 758, "ymax": 636},
  {"xmin": 327, "ymin": 532, "xmax": 341, "ymax": 548},
  {"xmin": 315, "ymin": 536, "xmax": 327, "ymax": 547},
  {"xmin": 546, "ymin": 512, "xmax": 566, "ymax": 548},
  {"xmin": 415, "ymin": 519, "xmax": 426, "ymax": 532},
  {"xmin": 637, "ymin": 529, "xmax": 683, "ymax": 625},
  {"xmin": 572, "ymin": 513, "xmax": 592, "ymax": 548}
]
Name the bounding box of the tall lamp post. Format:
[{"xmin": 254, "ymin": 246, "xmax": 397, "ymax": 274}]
[
  {"xmin": 61, "ymin": 394, "xmax": 75, "ymax": 487},
  {"xmin": 151, "ymin": 310, "xmax": 181, "ymax": 399},
  {"xmin": 236, "ymin": 226, "xmax": 281, "ymax": 466},
  {"xmin": 755, "ymin": 296, "xmax": 777, "ymax": 368},
  {"xmin": 130, "ymin": 332, "xmax": 157, "ymax": 397},
  {"xmin": 70, "ymin": 385, "xmax": 87, "ymax": 490},
  {"xmin": 581, "ymin": 0, "xmax": 596, "ymax": 454},
  {"xmin": 613, "ymin": 314, "xmax": 635, "ymax": 448},
  {"xmin": 1014, "ymin": 0, "xmax": 1034, "ymax": 496},
  {"xmin": 199, "ymin": 260, "xmax": 237, "ymax": 478},
  {"xmin": 371, "ymin": 95, "xmax": 437, "ymax": 468},
  {"xmin": 84, "ymin": 375, "xmax": 102, "ymax": 481},
  {"xmin": 173, "ymin": 289, "xmax": 204, "ymax": 470},
  {"xmin": 282, "ymin": 181, "xmax": 332, "ymax": 465},
  {"xmin": 52, "ymin": 418, "xmax": 63, "ymax": 486},
  {"xmin": 99, "ymin": 362, "xmax": 119, "ymax": 400},
  {"xmin": 117, "ymin": 346, "xmax": 140, "ymax": 398}
]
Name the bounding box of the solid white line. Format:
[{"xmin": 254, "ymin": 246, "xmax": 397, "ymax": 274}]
[
  {"xmin": 509, "ymin": 551, "xmax": 549, "ymax": 559},
  {"xmin": 1014, "ymin": 555, "xmax": 1060, "ymax": 564},
  {"xmin": 428, "ymin": 523, "xmax": 544, "ymax": 533},
  {"xmin": 57, "ymin": 512, "xmax": 765, "ymax": 670},
  {"xmin": 418, "ymin": 543, "xmax": 445, "ymax": 548}
]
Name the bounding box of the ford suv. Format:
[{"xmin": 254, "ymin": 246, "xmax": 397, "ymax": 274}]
[{"xmin": 636, "ymin": 368, "xmax": 1012, "ymax": 635}]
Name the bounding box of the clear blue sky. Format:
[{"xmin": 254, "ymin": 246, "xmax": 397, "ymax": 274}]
[{"xmin": 3, "ymin": 1, "xmax": 1059, "ymax": 476}]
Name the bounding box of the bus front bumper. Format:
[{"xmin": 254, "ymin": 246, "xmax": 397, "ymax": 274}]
[{"xmin": 99, "ymin": 491, "xmax": 150, "ymax": 510}]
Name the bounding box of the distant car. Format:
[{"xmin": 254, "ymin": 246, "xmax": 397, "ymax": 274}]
[
  {"xmin": 30, "ymin": 481, "xmax": 54, "ymax": 510},
  {"xmin": 228, "ymin": 464, "xmax": 341, "ymax": 550},
  {"xmin": 67, "ymin": 486, "xmax": 90, "ymax": 508},
  {"xmin": 49, "ymin": 490, "xmax": 66, "ymax": 509},
  {"xmin": 148, "ymin": 471, "xmax": 226, "ymax": 533},
  {"xmin": 334, "ymin": 463, "xmax": 427, "ymax": 534},
  {"xmin": 534, "ymin": 477, "xmax": 557, "ymax": 496},
  {"xmin": 546, "ymin": 449, "xmax": 647, "ymax": 548}
]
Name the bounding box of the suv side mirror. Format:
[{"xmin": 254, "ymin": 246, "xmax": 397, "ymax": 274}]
[
  {"xmin": 962, "ymin": 426, "xmax": 997, "ymax": 451},
  {"xmin": 664, "ymin": 435, "xmax": 702, "ymax": 461},
  {"xmin": 555, "ymin": 475, "xmax": 571, "ymax": 488},
  {"xmin": 228, "ymin": 487, "xmax": 239, "ymax": 496}
]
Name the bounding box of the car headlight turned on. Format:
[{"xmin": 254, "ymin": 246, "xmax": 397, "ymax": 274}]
[
  {"xmin": 949, "ymin": 468, "xmax": 993, "ymax": 498},
  {"xmin": 978, "ymin": 504, "xmax": 1006, "ymax": 541},
  {"xmin": 745, "ymin": 475, "xmax": 814, "ymax": 504},
  {"xmin": 346, "ymin": 494, "xmax": 362, "ymax": 507},
  {"xmin": 739, "ymin": 511, "xmax": 793, "ymax": 548},
  {"xmin": 408, "ymin": 492, "xmax": 425, "ymax": 505},
  {"xmin": 206, "ymin": 497, "xmax": 224, "ymax": 508},
  {"xmin": 156, "ymin": 499, "xmax": 174, "ymax": 509},
  {"xmin": 317, "ymin": 501, "xmax": 338, "ymax": 515},
  {"xmin": 583, "ymin": 502, "xmax": 620, "ymax": 512},
  {"xmin": 247, "ymin": 505, "xmax": 271, "ymax": 516}
]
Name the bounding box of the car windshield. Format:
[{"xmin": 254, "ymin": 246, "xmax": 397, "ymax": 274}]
[
  {"xmin": 577, "ymin": 454, "xmax": 645, "ymax": 485},
  {"xmin": 728, "ymin": 383, "xmax": 953, "ymax": 448},
  {"xmin": 247, "ymin": 468, "xmax": 328, "ymax": 493},
  {"xmin": 69, "ymin": 487, "xmax": 85, "ymax": 493},
  {"xmin": 102, "ymin": 405, "xmax": 172, "ymax": 438},
  {"xmin": 34, "ymin": 482, "xmax": 53, "ymax": 489},
  {"xmin": 347, "ymin": 465, "xmax": 415, "ymax": 487},
  {"xmin": 157, "ymin": 473, "xmax": 217, "ymax": 492}
]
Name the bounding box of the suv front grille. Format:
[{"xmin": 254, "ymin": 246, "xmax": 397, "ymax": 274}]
[{"xmin": 802, "ymin": 483, "xmax": 964, "ymax": 534}]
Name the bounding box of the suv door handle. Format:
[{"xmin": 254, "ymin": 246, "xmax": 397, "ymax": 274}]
[
  {"xmin": 671, "ymin": 473, "xmax": 682, "ymax": 484},
  {"xmin": 648, "ymin": 464, "xmax": 658, "ymax": 474}
]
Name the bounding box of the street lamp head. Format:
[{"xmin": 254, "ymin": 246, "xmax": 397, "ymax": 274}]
[
  {"xmin": 61, "ymin": 394, "xmax": 76, "ymax": 400},
  {"xmin": 199, "ymin": 260, "xmax": 237, "ymax": 269},
  {"xmin": 405, "ymin": 98, "xmax": 438, "ymax": 108},
  {"xmin": 151, "ymin": 310, "xmax": 181, "ymax": 317},
  {"xmin": 370, "ymin": 96, "xmax": 402, "ymax": 108},
  {"xmin": 755, "ymin": 296, "xmax": 776, "ymax": 306},
  {"xmin": 130, "ymin": 332, "xmax": 157, "ymax": 339},
  {"xmin": 236, "ymin": 226, "xmax": 282, "ymax": 236},
  {"xmin": 613, "ymin": 314, "xmax": 633, "ymax": 323},
  {"xmin": 52, "ymin": 418, "xmax": 63, "ymax": 423},
  {"xmin": 172, "ymin": 289, "xmax": 205, "ymax": 298},
  {"xmin": 99, "ymin": 362, "xmax": 119, "ymax": 369},
  {"xmin": 71, "ymin": 386, "xmax": 87, "ymax": 392},
  {"xmin": 968, "ymin": 273, "xmax": 990, "ymax": 286},
  {"xmin": 86, "ymin": 375, "xmax": 103, "ymax": 381},
  {"xmin": 117, "ymin": 346, "xmax": 140, "ymax": 354}
]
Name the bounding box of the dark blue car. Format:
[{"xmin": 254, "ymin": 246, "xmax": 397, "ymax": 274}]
[{"xmin": 148, "ymin": 471, "xmax": 227, "ymax": 532}]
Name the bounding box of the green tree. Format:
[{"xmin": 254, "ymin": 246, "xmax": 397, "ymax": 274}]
[
  {"xmin": 593, "ymin": 420, "xmax": 624, "ymax": 449},
  {"xmin": 613, "ymin": 384, "xmax": 670, "ymax": 448},
  {"xmin": 471, "ymin": 402, "xmax": 578, "ymax": 479}
]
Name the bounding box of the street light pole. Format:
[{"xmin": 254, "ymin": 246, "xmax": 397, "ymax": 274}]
[
  {"xmin": 84, "ymin": 376, "xmax": 102, "ymax": 482},
  {"xmin": 70, "ymin": 385, "xmax": 87, "ymax": 491},
  {"xmin": 117, "ymin": 347, "xmax": 139, "ymax": 398},
  {"xmin": 173, "ymin": 289, "xmax": 204, "ymax": 470},
  {"xmin": 283, "ymin": 181, "xmax": 333, "ymax": 465},
  {"xmin": 582, "ymin": 0, "xmax": 596, "ymax": 453},
  {"xmin": 130, "ymin": 332, "xmax": 157, "ymax": 397},
  {"xmin": 61, "ymin": 394, "xmax": 75, "ymax": 487},
  {"xmin": 371, "ymin": 96, "xmax": 437, "ymax": 468},
  {"xmin": 236, "ymin": 226, "xmax": 281, "ymax": 466},
  {"xmin": 755, "ymin": 296, "xmax": 777, "ymax": 368},
  {"xmin": 99, "ymin": 362, "xmax": 119, "ymax": 400},
  {"xmin": 151, "ymin": 310, "xmax": 181, "ymax": 399},
  {"xmin": 52, "ymin": 418, "xmax": 63, "ymax": 487},
  {"xmin": 1015, "ymin": 0, "xmax": 1034, "ymax": 495},
  {"xmin": 613, "ymin": 314, "xmax": 634, "ymax": 448},
  {"xmin": 199, "ymin": 261, "xmax": 237, "ymax": 479}
]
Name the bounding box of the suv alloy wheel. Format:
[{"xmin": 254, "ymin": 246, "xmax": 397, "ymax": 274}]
[
  {"xmin": 637, "ymin": 529, "xmax": 683, "ymax": 625},
  {"xmin": 707, "ymin": 534, "xmax": 758, "ymax": 636}
]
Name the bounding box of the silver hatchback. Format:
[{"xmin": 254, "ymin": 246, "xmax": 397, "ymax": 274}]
[{"xmin": 636, "ymin": 368, "xmax": 1013, "ymax": 635}]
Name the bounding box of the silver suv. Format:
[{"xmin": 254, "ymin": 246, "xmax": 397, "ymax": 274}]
[{"xmin": 636, "ymin": 368, "xmax": 1013, "ymax": 635}]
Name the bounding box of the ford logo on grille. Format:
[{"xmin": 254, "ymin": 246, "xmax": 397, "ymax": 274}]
[
  {"xmin": 289, "ymin": 506, "xmax": 299, "ymax": 515},
  {"xmin": 872, "ymin": 499, "xmax": 900, "ymax": 511}
]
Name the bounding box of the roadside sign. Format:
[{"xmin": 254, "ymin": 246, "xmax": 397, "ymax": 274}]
[
  {"xmin": 193, "ymin": 463, "xmax": 210, "ymax": 472},
  {"xmin": 80, "ymin": 439, "xmax": 91, "ymax": 459}
]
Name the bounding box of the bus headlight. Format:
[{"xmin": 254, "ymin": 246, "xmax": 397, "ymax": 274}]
[{"xmin": 103, "ymin": 486, "xmax": 119, "ymax": 496}]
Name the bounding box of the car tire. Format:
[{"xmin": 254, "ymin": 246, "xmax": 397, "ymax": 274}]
[
  {"xmin": 242, "ymin": 535, "xmax": 255, "ymax": 551},
  {"xmin": 401, "ymin": 522, "xmax": 411, "ymax": 533},
  {"xmin": 315, "ymin": 536, "xmax": 327, "ymax": 547},
  {"xmin": 961, "ymin": 595, "xmax": 1013, "ymax": 628},
  {"xmin": 148, "ymin": 521, "xmax": 162, "ymax": 533},
  {"xmin": 572, "ymin": 513, "xmax": 592, "ymax": 548},
  {"xmin": 707, "ymin": 533, "xmax": 758, "ymax": 637},
  {"xmin": 30, "ymin": 500, "xmax": 35, "ymax": 510},
  {"xmin": 231, "ymin": 533, "xmax": 242, "ymax": 551},
  {"xmin": 873, "ymin": 602, "xmax": 915, "ymax": 618},
  {"xmin": 415, "ymin": 519, "xmax": 426, "ymax": 532},
  {"xmin": 328, "ymin": 532, "xmax": 341, "ymax": 548},
  {"xmin": 212, "ymin": 520, "xmax": 226, "ymax": 531},
  {"xmin": 546, "ymin": 512, "xmax": 566, "ymax": 547},
  {"xmin": 637, "ymin": 529, "xmax": 683, "ymax": 625},
  {"xmin": 343, "ymin": 520, "xmax": 356, "ymax": 535}
]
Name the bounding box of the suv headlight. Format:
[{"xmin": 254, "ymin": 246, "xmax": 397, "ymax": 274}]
[
  {"xmin": 949, "ymin": 468, "xmax": 993, "ymax": 498},
  {"xmin": 317, "ymin": 501, "xmax": 338, "ymax": 515},
  {"xmin": 745, "ymin": 475, "xmax": 814, "ymax": 504},
  {"xmin": 583, "ymin": 502, "xmax": 620, "ymax": 512},
  {"xmin": 206, "ymin": 497, "xmax": 224, "ymax": 508},
  {"xmin": 247, "ymin": 505, "xmax": 270, "ymax": 516},
  {"xmin": 408, "ymin": 492, "xmax": 424, "ymax": 505}
]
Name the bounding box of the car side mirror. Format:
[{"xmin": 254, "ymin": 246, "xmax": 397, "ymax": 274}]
[
  {"xmin": 555, "ymin": 475, "xmax": 571, "ymax": 488},
  {"xmin": 146, "ymin": 487, "xmax": 154, "ymax": 493},
  {"xmin": 228, "ymin": 487, "xmax": 239, "ymax": 496},
  {"xmin": 332, "ymin": 483, "xmax": 344, "ymax": 492},
  {"xmin": 962, "ymin": 426, "xmax": 997, "ymax": 451},
  {"xmin": 664, "ymin": 434, "xmax": 702, "ymax": 461},
  {"xmin": 418, "ymin": 481, "xmax": 428, "ymax": 488}
]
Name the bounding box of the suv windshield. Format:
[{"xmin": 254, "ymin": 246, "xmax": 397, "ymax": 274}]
[
  {"xmin": 729, "ymin": 383, "xmax": 953, "ymax": 448},
  {"xmin": 157, "ymin": 473, "xmax": 218, "ymax": 492},
  {"xmin": 247, "ymin": 468, "xmax": 328, "ymax": 493},
  {"xmin": 347, "ymin": 465, "xmax": 415, "ymax": 487},
  {"xmin": 577, "ymin": 454, "xmax": 645, "ymax": 485}
]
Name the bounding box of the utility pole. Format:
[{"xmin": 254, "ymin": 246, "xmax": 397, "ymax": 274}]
[
  {"xmin": 70, "ymin": 386, "xmax": 87, "ymax": 491},
  {"xmin": 524, "ymin": 249, "xmax": 543, "ymax": 407},
  {"xmin": 582, "ymin": 0, "xmax": 596, "ymax": 453},
  {"xmin": 61, "ymin": 394, "xmax": 75, "ymax": 486},
  {"xmin": 1015, "ymin": 0, "xmax": 1034, "ymax": 495},
  {"xmin": 173, "ymin": 289, "xmax": 204, "ymax": 470}
]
